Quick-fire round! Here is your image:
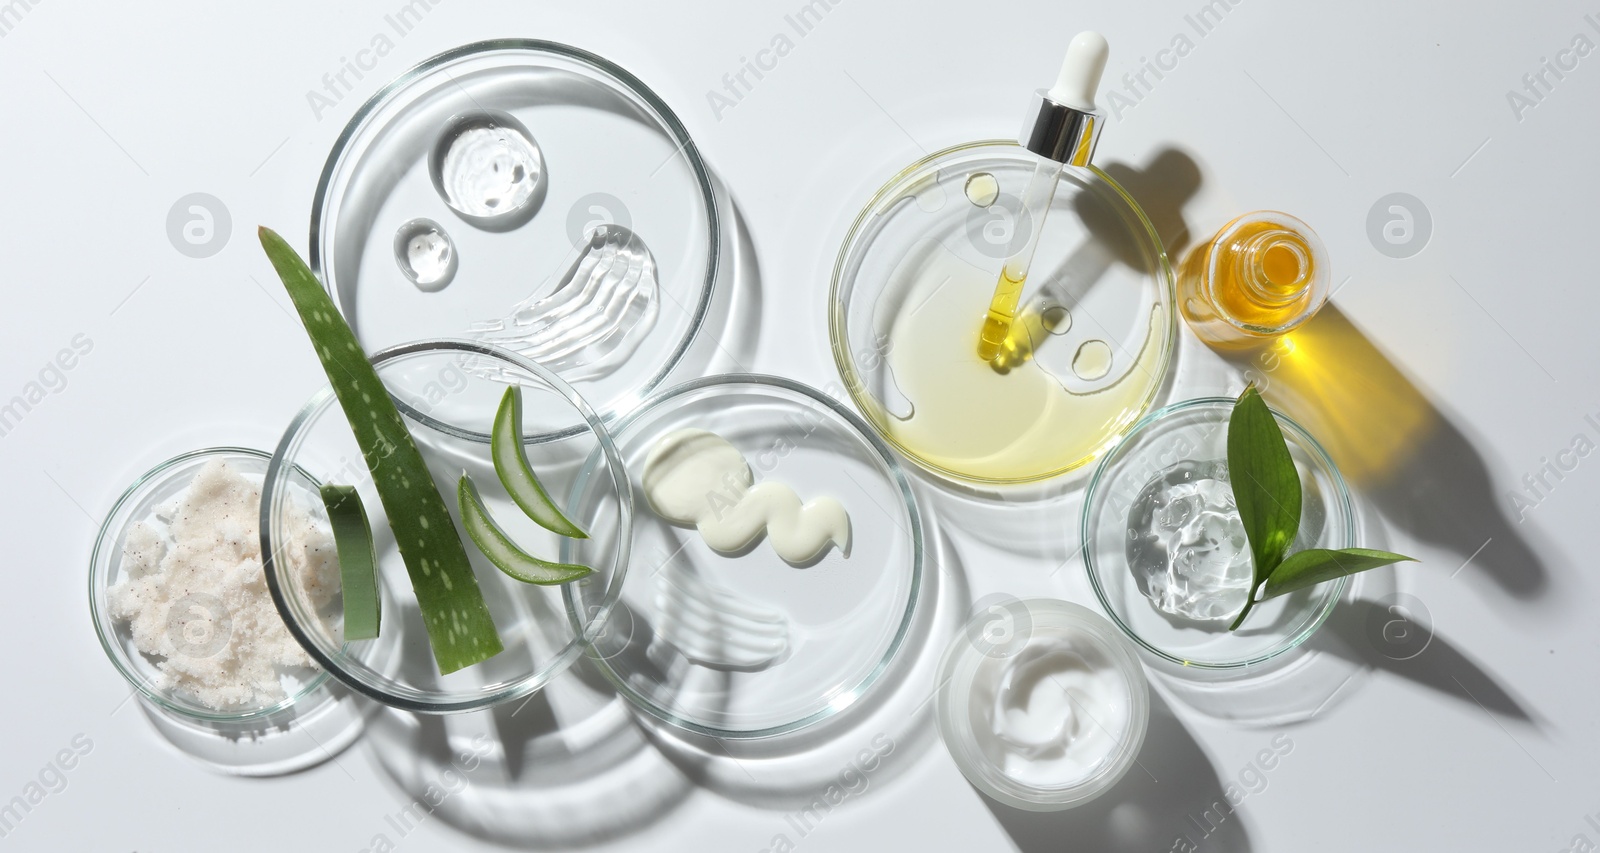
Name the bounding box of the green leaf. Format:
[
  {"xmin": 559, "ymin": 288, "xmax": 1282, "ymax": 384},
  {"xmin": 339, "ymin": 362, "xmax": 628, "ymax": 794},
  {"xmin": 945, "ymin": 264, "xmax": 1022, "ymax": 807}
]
[
  {"xmin": 492, "ymin": 387, "xmax": 588, "ymax": 539},
  {"xmin": 1262, "ymin": 548, "xmax": 1417, "ymax": 599},
  {"xmin": 260, "ymin": 227, "xmax": 503, "ymax": 674},
  {"xmin": 458, "ymin": 474, "xmax": 593, "ymax": 585},
  {"xmin": 320, "ymin": 484, "xmax": 380, "ymax": 641},
  {"xmin": 1227, "ymin": 385, "xmax": 1301, "ymax": 586}
]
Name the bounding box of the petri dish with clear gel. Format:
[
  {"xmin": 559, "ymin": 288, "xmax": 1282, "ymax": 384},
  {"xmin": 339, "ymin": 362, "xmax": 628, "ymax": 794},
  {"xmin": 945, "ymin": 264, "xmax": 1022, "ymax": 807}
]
[
  {"xmin": 830, "ymin": 140, "xmax": 1176, "ymax": 485},
  {"xmin": 311, "ymin": 40, "xmax": 719, "ymax": 442},
  {"xmin": 560, "ymin": 375, "xmax": 924, "ymax": 739},
  {"xmin": 936, "ymin": 599, "xmax": 1149, "ymax": 811}
]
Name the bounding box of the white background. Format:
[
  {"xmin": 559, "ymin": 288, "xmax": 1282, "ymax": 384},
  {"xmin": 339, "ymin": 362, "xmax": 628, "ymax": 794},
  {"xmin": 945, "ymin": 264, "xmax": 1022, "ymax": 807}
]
[{"xmin": 1, "ymin": 0, "xmax": 1596, "ymax": 850}]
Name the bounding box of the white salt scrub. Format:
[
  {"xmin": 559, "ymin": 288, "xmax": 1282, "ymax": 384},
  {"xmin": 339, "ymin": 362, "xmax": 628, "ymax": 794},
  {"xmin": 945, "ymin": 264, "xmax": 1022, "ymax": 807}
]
[{"xmin": 108, "ymin": 458, "xmax": 337, "ymax": 710}]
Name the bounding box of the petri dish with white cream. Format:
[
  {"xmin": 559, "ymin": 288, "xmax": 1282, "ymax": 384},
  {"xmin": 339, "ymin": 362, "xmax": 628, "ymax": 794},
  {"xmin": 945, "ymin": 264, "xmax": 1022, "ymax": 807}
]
[
  {"xmin": 560, "ymin": 375, "xmax": 923, "ymax": 739},
  {"xmin": 936, "ymin": 598, "xmax": 1149, "ymax": 810}
]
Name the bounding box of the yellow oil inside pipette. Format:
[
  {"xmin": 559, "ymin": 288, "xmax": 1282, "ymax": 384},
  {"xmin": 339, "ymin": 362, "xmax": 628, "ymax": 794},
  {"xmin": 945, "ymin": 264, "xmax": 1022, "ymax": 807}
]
[
  {"xmin": 976, "ymin": 268, "xmax": 1027, "ymax": 362},
  {"xmin": 976, "ymin": 156, "xmax": 1062, "ymax": 363}
]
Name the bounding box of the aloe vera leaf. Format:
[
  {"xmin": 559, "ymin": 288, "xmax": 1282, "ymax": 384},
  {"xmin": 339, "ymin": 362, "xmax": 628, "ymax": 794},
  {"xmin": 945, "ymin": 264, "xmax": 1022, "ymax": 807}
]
[
  {"xmin": 320, "ymin": 485, "xmax": 380, "ymax": 641},
  {"xmin": 260, "ymin": 226, "xmax": 502, "ymax": 674},
  {"xmin": 458, "ymin": 474, "xmax": 593, "ymax": 585},
  {"xmin": 491, "ymin": 386, "xmax": 588, "ymax": 539}
]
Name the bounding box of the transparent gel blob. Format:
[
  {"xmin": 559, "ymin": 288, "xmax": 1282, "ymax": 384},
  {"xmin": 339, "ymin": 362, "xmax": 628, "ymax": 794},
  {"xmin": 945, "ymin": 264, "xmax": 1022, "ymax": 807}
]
[
  {"xmin": 429, "ymin": 110, "xmax": 546, "ymax": 228},
  {"xmin": 1126, "ymin": 459, "xmax": 1327, "ymax": 621},
  {"xmin": 1125, "ymin": 460, "xmax": 1252, "ymax": 621},
  {"xmin": 392, "ymin": 218, "xmax": 457, "ymax": 291},
  {"xmin": 467, "ymin": 224, "xmax": 660, "ymax": 380}
]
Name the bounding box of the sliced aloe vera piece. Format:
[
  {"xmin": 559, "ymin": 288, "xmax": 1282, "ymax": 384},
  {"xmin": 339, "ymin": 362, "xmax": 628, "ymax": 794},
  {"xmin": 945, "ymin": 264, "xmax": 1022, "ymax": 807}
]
[
  {"xmin": 492, "ymin": 386, "xmax": 588, "ymax": 539},
  {"xmin": 259, "ymin": 227, "xmax": 502, "ymax": 674},
  {"xmin": 458, "ymin": 474, "xmax": 593, "ymax": 585},
  {"xmin": 320, "ymin": 485, "xmax": 380, "ymax": 641}
]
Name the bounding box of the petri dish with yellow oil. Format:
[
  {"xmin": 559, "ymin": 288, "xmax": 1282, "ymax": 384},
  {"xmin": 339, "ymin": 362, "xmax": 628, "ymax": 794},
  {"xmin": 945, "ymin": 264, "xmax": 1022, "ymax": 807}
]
[{"xmin": 829, "ymin": 141, "xmax": 1176, "ymax": 485}]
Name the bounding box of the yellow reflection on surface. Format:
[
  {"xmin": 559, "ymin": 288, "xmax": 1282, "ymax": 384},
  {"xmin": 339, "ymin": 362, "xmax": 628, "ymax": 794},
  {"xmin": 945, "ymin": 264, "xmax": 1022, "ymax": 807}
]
[{"xmin": 1236, "ymin": 306, "xmax": 1436, "ymax": 488}]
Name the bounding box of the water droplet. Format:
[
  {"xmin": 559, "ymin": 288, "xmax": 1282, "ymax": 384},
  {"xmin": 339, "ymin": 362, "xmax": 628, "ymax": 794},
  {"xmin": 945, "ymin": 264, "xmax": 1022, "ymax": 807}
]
[
  {"xmin": 964, "ymin": 172, "xmax": 999, "ymax": 207},
  {"xmin": 393, "ymin": 218, "xmax": 457, "ymax": 291},
  {"xmin": 429, "ymin": 110, "xmax": 545, "ymax": 229},
  {"xmin": 1073, "ymin": 339, "xmax": 1113, "ymax": 380}
]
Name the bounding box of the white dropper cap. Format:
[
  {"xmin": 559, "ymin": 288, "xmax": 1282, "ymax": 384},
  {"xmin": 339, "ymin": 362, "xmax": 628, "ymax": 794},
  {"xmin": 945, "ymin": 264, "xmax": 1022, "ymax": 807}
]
[{"xmin": 1047, "ymin": 31, "xmax": 1110, "ymax": 113}]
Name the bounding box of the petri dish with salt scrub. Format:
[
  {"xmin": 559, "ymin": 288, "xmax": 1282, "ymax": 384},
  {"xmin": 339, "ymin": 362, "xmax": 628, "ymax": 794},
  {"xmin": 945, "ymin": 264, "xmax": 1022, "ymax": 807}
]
[
  {"xmin": 312, "ymin": 40, "xmax": 719, "ymax": 442},
  {"xmin": 89, "ymin": 447, "xmax": 333, "ymax": 723},
  {"xmin": 830, "ymin": 140, "xmax": 1176, "ymax": 484},
  {"xmin": 560, "ymin": 375, "xmax": 924, "ymax": 739},
  {"xmin": 937, "ymin": 599, "xmax": 1149, "ymax": 810}
]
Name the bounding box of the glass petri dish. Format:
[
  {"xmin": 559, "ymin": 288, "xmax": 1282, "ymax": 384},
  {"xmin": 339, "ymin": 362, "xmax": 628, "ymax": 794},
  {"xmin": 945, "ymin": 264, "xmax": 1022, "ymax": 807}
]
[
  {"xmin": 561, "ymin": 375, "xmax": 924, "ymax": 738},
  {"xmin": 936, "ymin": 599, "xmax": 1149, "ymax": 811},
  {"xmin": 830, "ymin": 140, "xmax": 1176, "ymax": 485},
  {"xmin": 88, "ymin": 447, "xmax": 331, "ymax": 723},
  {"xmin": 311, "ymin": 39, "xmax": 719, "ymax": 442},
  {"xmin": 261, "ymin": 339, "xmax": 632, "ymax": 714},
  {"xmin": 1082, "ymin": 397, "xmax": 1356, "ymax": 670}
]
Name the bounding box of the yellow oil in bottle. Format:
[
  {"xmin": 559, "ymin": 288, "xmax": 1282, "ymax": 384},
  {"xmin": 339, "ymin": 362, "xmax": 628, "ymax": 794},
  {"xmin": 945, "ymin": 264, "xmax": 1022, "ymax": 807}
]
[{"xmin": 1178, "ymin": 211, "xmax": 1328, "ymax": 349}]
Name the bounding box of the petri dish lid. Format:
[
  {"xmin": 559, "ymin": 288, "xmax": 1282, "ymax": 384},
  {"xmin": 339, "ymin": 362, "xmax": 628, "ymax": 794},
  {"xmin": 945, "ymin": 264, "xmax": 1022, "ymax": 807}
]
[
  {"xmin": 311, "ymin": 40, "xmax": 719, "ymax": 442},
  {"xmin": 829, "ymin": 140, "xmax": 1176, "ymax": 484},
  {"xmin": 561, "ymin": 375, "xmax": 924, "ymax": 738},
  {"xmin": 936, "ymin": 598, "xmax": 1150, "ymax": 810}
]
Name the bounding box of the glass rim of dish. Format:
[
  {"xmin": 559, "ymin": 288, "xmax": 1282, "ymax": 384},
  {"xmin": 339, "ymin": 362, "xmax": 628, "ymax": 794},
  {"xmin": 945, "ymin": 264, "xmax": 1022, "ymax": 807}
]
[
  {"xmin": 308, "ymin": 37, "xmax": 722, "ymax": 446},
  {"xmin": 1081, "ymin": 395, "xmax": 1356, "ymax": 670},
  {"xmin": 827, "ymin": 138, "xmax": 1178, "ymax": 485},
  {"xmin": 260, "ymin": 338, "xmax": 634, "ymax": 714},
  {"xmin": 935, "ymin": 598, "xmax": 1150, "ymax": 811},
  {"xmin": 88, "ymin": 446, "xmax": 334, "ymax": 723},
  {"xmin": 562, "ymin": 372, "xmax": 926, "ymax": 739}
]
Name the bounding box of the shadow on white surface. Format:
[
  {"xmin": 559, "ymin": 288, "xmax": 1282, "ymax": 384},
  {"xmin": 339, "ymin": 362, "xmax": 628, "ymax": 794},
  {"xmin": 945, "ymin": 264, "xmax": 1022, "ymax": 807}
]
[
  {"xmin": 979, "ymin": 691, "xmax": 1253, "ymax": 853},
  {"xmin": 136, "ymin": 682, "xmax": 366, "ymax": 777},
  {"xmin": 1230, "ymin": 305, "xmax": 1550, "ymax": 601},
  {"xmin": 1323, "ymin": 596, "xmax": 1536, "ymax": 724},
  {"xmin": 636, "ymin": 526, "xmax": 969, "ymax": 811},
  {"xmin": 361, "ymin": 667, "xmax": 693, "ymax": 849}
]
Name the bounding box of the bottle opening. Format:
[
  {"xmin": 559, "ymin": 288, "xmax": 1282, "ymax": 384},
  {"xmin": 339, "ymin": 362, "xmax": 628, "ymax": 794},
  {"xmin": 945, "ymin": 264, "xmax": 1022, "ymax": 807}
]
[{"xmin": 1262, "ymin": 243, "xmax": 1303, "ymax": 289}]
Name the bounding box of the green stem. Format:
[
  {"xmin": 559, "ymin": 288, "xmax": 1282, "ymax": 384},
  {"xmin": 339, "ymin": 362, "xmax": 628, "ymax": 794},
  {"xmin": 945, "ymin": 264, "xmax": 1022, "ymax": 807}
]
[{"xmin": 1228, "ymin": 583, "xmax": 1262, "ymax": 632}]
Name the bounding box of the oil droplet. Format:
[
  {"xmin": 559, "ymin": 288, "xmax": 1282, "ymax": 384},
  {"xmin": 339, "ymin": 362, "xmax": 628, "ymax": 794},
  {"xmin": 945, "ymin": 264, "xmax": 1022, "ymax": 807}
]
[
  {"xmin": 393, "ymin": 218, "xmax": 457, "ymax": 292},
  {"xmin": 1073, "ymin": 339, "xmax": 1113, "ymax": 380},
  {"xmin": 965, "ymin": 172, "xmax": 999, "ymax": 207},
  {"xmin": 429, "ymin": 110, "xmax": 545, "ymax": 229}
]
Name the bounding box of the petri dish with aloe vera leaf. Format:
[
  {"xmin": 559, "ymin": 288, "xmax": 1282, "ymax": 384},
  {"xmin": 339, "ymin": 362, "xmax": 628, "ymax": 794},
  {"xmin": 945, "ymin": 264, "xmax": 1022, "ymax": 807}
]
[
  {"xmin": 311, "ymin": 40, "xmax": 719, "ymax": 443},
  {"xmin": 830, "ymin": 140, "xmax": 1176, "ymax": 485},
  {"xmin": 261, "ymin": 340, "xmax": 633, "ymax": 715},
  {"xmin": 560, "ymin": 375, "xmax": 924, "ymax": 739}
]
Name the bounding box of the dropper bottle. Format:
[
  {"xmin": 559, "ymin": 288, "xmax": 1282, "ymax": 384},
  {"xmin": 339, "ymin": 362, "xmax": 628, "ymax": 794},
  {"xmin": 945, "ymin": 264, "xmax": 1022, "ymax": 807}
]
[{"xmin": 975, "ymin": 31, "xmax": 1110, "ymax": 363}]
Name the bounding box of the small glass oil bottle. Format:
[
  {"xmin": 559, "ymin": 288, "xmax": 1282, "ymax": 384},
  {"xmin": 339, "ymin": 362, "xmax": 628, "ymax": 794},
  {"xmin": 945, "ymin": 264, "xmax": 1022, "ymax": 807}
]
[{"xmin": 1177, "ymin": 211, "xmax": 1329, "ymax": 349}]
